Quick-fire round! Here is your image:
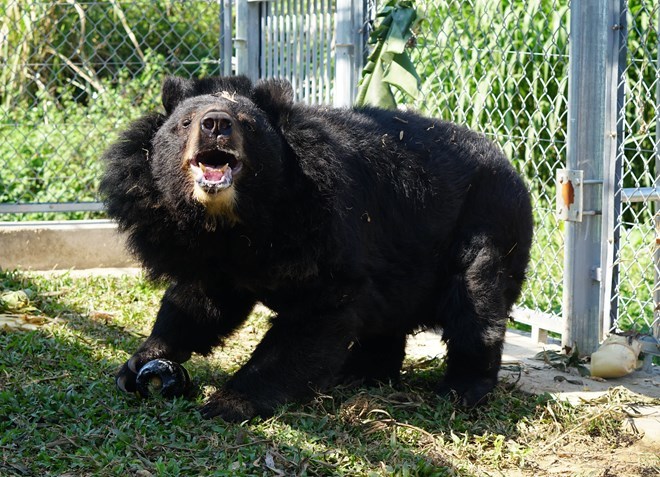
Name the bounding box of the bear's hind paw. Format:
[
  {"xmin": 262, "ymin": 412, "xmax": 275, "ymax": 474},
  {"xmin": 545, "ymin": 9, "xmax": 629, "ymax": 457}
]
[
  {"xmin": 437, "ymin": 376, "xmax": 497, "ymax": 408},
  {"xmin": 199, "ymin": 389, "xmax": 262, "ymax": 422}
]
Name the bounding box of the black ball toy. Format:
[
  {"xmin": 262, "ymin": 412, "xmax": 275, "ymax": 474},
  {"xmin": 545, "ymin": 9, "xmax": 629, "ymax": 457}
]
[{"xmin": 135, "ymin": 359, "xmax": 191, "ymax": 398}]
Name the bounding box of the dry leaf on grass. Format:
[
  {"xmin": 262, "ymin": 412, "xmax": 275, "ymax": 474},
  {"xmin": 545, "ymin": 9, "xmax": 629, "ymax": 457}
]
[{"xmin": 0, "ymin": 313, "xmax": 50, "ymax": 331}]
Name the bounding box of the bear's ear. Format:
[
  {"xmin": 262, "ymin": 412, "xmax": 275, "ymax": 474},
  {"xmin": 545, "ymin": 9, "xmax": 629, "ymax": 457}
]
[
  {"xmin": 162, "ymin": 76, "xmax": 194, "ymax": 115},
  {"xmin": 252, "ymin": 79, "xmax": 294, "ymax": 126}
]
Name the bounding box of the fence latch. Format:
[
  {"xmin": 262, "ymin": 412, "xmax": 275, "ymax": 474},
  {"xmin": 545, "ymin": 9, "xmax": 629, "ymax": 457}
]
[
  {"xmin": 556, "ymin": 169, "xmax": 603, "ymax": 222},
  {"xmin": 556, "ymin": 169, "xmax": 584, "ymax": 222}
]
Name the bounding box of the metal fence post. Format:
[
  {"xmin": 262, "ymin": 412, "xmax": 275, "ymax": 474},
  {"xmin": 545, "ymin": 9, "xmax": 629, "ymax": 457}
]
[
  {"xmin": 655, "ymin": 10, "xmax": 660, "ymax": 344},
  {"xmin": 353, "ymin": 0, "xmax": 367, "ymax": 91},
  {"xmin": 235, "ymin": 0, "xmax": 260, "ymax": 81},
  {"xmin": 563, "ymin": 0, "xmax": 621, "ymax": 355},
  {"xmin": 221, "ymin": 0, "xmax": 233, "ymax": 75},
  {"xmin": 599, "ymin": 0, "xmax": 626, "ymax": 341},
  {"xmin": 334, "ymin": 0, "xmax": 355, "ymax": 107}
]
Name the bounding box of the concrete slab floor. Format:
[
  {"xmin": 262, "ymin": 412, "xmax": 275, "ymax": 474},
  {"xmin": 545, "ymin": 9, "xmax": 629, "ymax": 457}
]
[
  {"xmin": 0, "ymin": 220, "xmax": 137, "ymax": 270},
  {"xmin": 407, "ymin": 329, "xmax": 660, "ymax": 447}
]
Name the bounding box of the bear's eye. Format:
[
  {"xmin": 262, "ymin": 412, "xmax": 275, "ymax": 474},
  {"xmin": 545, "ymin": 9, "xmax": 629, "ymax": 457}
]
[
  {"xmin": 237, "ymin": 113, "xmax": 256, "ymax": 132},
  {"xmin": 181, "ymin": 118, "xmax": 192, "ymax": 129}
]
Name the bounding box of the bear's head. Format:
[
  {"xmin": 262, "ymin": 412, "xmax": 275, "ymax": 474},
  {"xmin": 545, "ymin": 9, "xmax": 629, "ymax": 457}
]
[{"xmin": 151, "ymin": 76, "xmax": 294, "ymax": 225}]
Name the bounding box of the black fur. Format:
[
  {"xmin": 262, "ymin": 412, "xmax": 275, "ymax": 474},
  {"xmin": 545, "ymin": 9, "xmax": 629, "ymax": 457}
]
[{"xmin": 101, "ymin": 75, "xmax": 533, "ymax": 421}]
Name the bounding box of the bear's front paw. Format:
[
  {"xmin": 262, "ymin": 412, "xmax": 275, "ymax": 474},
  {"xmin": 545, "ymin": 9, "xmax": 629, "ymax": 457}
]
[
  {"xmin": 437, "ymin": 376, "xmax": 497, "ymax": 407},
  {"xmin": 199, "ymin": 389, "xmax": 262, "ymax": 422},
  {"xmin": 116, "ymin": 339, "xmax": 192, "ymax": 395}
]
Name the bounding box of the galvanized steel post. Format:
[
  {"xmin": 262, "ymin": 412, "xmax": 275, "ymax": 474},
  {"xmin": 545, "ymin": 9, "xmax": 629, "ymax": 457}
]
[
  {"xmin": 599, "ymin": 0, "xmax": 626, "ymax": 341},
  {"xmin": 221, "ymin": 0, "xmax": 233, "ymax": 76},
  {"xmin": 235, "ymin": 0, "xmax": 261, "ymax": 81},
  {"xmin": 334, "ymin": 0, "xmax": 355, "ymax": 107},
  {"xmin": 655, "ymin": 11, "xmax": 660, "ymax": 343},
  {"xmin": 563, "ymin": 0, "xmax": 622, "ymax": 354}
]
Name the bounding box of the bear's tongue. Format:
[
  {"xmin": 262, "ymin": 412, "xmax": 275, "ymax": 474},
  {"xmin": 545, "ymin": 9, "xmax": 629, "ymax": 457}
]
[{"xmin": 200, "ymin": 163, "xmax": 232, "ymax": 183}]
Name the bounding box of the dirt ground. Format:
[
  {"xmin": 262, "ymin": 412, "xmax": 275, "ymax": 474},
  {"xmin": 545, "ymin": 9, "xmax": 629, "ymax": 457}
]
[{"xmin": 407, "ymin": 329, "xmax": 660, "ymax": 477}]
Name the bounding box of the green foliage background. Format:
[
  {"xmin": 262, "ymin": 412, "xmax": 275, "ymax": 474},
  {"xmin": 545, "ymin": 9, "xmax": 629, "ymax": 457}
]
[{"xmin": 0, "ymin": 0, "xmax": 224, "ymax": 218}]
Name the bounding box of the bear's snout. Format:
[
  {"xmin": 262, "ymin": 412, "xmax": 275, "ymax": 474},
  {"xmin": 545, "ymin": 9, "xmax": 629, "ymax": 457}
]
[{"xmin": 200, "ymin": 111, "xmax": 233, "ymax": 139}]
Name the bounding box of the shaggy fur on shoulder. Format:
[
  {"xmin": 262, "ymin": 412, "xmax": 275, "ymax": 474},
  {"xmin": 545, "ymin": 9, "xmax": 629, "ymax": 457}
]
[{"xmin": 101, "ymin": 75, "xmax": 533, "ymax": 422}]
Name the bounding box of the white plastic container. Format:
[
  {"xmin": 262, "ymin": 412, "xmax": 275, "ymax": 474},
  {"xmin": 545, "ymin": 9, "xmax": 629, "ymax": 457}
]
[{"xmin": 590, "ymin": 334, "xmax": 642, "ymax": 378}]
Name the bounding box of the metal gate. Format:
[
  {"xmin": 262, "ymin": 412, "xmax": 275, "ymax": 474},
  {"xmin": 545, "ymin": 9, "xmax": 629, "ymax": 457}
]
[
  {"xmin": 233, "ymin": 0, "xmax": 366, "ymax": 107},
  {"xmin": 555, "ymin": 0, "xmax": 659, "ymax": 362}
]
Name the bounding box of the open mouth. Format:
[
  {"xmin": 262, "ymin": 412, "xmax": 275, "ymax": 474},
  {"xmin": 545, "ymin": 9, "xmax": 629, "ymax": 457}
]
[{"xmin": 189, "ymin": 149, "xmax": 242, "ymax": 193}]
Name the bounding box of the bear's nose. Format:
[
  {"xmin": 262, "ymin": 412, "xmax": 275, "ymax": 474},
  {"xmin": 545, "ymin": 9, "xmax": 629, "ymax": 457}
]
[{"xmin": 200, "ymin": 111, "xmax": 232, "ymax": 137}]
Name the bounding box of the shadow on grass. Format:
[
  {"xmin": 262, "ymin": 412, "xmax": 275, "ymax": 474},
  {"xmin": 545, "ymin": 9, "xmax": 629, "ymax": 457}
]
[
  {"xmin": 251, "ymin": 363, "xmax": 552, "ymax": 476},
  {"xmin": 0, "ymin": 269, "xmax": 547, "ymax": 476}
]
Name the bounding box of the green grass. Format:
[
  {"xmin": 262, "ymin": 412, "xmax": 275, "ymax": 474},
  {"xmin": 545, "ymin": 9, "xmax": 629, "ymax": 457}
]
[{"xmin": 1, "ymin": 270, "xmax": 657, "ymax": 476}]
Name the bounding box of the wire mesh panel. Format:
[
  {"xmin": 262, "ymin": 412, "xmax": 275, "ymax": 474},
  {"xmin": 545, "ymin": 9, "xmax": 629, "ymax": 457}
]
[
  {"xmin": 610, "ymin": 1, "xmax": 660, "ymax": 338},
  {"xmin": 384, "ymin": 0, "xmax": 570, "ymax": 329},
  {"xmin": 0, "ymin": 0, "xmax": 229, "ymax": 219},
  {"xmin": 260, "ymin": 0, "xmax": 336, "ymax": 104}
]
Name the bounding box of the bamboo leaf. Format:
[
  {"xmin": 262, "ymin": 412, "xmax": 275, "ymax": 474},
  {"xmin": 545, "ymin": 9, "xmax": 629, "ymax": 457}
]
[
  {"xmin": 356, "ymin": 1, "xmax": 422, "ymax": 109},
  {"xmin": 359, "ymin": 55, "xmax": 397, "ymax": 109},
  {"xmin": 382, "ymin": 52, "xmax": 421, "ymax": 99}
]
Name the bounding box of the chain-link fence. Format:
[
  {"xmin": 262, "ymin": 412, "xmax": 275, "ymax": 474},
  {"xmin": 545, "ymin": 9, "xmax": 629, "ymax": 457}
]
[
  {"xmin": 611, "ymin": 1, "xmax": 659, "ymax": 340},
  {"xmin": 385, "ymin": 0, "xmax": 569, "ymax": 339},
  {"xmin": 390, "ymin": 0, "xmax": 658, "ymax": 349},
  {"xmin": 0, "ymin": 0, "xmax": 229, "ymax": 218},
  {"xmin": 1, "ymin": 0, "xmax": 659, "ymax": 351}
]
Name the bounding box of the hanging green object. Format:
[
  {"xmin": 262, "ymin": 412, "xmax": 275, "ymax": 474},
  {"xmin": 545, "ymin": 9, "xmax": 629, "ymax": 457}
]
[{"xmin": 355, "ymin": 1, "xmax": 422, "ymax": 109}]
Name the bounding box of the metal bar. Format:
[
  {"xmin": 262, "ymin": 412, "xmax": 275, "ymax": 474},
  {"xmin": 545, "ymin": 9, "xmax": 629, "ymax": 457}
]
[
  {"xmin": 334, "ymin": 0, "xmax": 354, "ymax": 107},
  {"xmin": 655, "ymin": 6, "xmax": 660, "ymax": 342},
  {"xmin": 222, "ymin": 0, "xmax": 233, "ymax": 75},
  {"xmin": 510, "ymin": 306, "xmax": 563, "ymax": 334},
  {"xmin": 316, "ymin": 0, "xmax": 323, "ymax": 103},
  {"xmin": 260, "ymin": 0, "xmax": 267, "ymax": 78},
  {"xmin": 563, "ymin": 0, "xmax": 619, "ymax": 355},
  {"xmin": 291, "ymin": 0, "xmax": 299, "ymax": 98},
  {"xmin": 352, "ymin": 0, "xmax": 364, "ymax": 100},
  {"xmin": 620, "ymin": 187, "xmax": 660, "ymax": 203},
  {"xmin": 0, "ymin": 203, "xmax": 105, "ymax": 214},
  {"xmin": 265, "ymin": 1, "xmax": 272, "ymax": 78},
  {"xmin": 296, "ymin": 0, "xmax": 304, "ymax": 101},
  {"xmin": 599, "ymin": 0, "xmax": 627, "ymax": 340},
  {"xmin": 285, "ymin": 0, "xmax": 291, "ymax": 81},
  {"xmin": 318, "ymin": 0, "xmax": 324, "ymax": 103},
  {"xmin": 235, "ymin": 0, "xmax": 260, "ymax": 80},
  {"xmin": 326, "ymin": 0, "xmax": 334, "ymax": 104},
  {"xmin": 273, "ymin": 0, "xmax": 280, "ymax": 79},
  {"xmin": 235, "ymin": 0, "xmax": 249, "ymax": 76},
  {"xmin": 305, "ymin": 1, "xmax": 313, "ymax": 103},
  {"xmin": 279, "ymin": 4, "xmax": 285, "ymax": 79},
  {"xmin": 248, "ymin": 1, "xmax": 261, "ymax": 80}
]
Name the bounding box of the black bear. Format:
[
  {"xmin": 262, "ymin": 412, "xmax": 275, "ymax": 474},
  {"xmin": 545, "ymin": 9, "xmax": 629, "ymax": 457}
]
[{"xmin": 101, "ymin": 75, "xmax": 533, "ymax": 422}]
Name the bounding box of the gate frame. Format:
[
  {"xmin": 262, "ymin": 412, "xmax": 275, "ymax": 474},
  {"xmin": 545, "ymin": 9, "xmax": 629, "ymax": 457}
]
[{"xmin": 234, "ymin": 0, "xmax": 365, "ymax": 106}]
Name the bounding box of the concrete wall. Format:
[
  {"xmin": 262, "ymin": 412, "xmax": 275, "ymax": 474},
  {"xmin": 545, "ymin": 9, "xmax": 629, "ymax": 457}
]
[{"xmin": 0, "ymin": 220, "xmax": 137, "ymax": 270}]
